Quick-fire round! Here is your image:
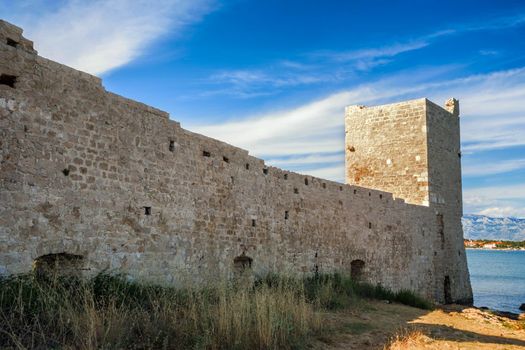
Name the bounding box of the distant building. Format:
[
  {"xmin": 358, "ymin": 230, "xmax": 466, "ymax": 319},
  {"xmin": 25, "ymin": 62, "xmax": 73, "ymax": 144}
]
[{"xmin": 464, "ymin": 240, "xmax": 477, "ymax": 248}]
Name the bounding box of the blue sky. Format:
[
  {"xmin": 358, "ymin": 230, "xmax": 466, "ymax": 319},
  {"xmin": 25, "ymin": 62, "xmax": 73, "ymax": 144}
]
[{"xmin": 2, "ymin": 0, "xmax": 525, "ymax": 217}]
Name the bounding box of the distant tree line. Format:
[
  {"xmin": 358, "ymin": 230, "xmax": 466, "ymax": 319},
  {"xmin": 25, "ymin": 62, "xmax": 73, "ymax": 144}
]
[{"xmin": 464, "ymin": 239, "xmax": 525, "ymax": 249}]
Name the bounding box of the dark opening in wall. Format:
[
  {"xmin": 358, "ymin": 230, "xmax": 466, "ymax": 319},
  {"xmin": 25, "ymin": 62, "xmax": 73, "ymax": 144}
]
[
  {"xmin": 379, "ymin": 194, "xmax": 383, "ymax": 199},
  {"xmin": 368, "ymin": 192, "xmax": 371, "ymax": 196},
  {"xmin": 437, "ymin": 213, "xmax": 445, "ymax": 249},
  {"xmin": 368, "ymin": 222, "xmax": 372, "ymax": 229},
  {"xmin": 169, "ymin": 140, "xmax": 175, "ymax": 152},
  {"xmin": 353, "ymin": 189, "xmax": 357, "ymax": 194},
  {"xmin": 202, "ymin": 151, "xmax": 211, "ymax": 157},
  {"xmin": 251, "ymin": 219, "xmax": 256, "ymax": 227},
  {"xmin": 245, "ymin": 163, "xmax": 250, "ymax": 170},
  {"xmin": 62, "ymin": 168, "xmax": 70, "ymax": 176},
  {"xmin": 285, "ymin": 211, "xmax": 289, "ymax": 220},
  {"xmin": 0, "ymin": 74, "xmax": 17, "ymax": 88},
  {"xmin": 339, "ymin": 186, "xmax": 343, "ymax": 191},
  {"xmin": 322, "ymin": 183, "xmax": 326, "ymax": 189},
  {"xmin": 304, "ymin": 178, "xmax": 309, "ymax": 185},
  {"xmin": 263, "ymin": 167, "xmax": 268, "ymax": 175},
  {"xmin": 350, "ymin": 259, "xmax": 365, "ymax": 281},
  {"xmin": 284, "ymin": 174, "xmax": 288, "ymax": 180},
  {"xmin": 444, "ymin": 276, "xmax": 452, "ymax": 304},
  {"xmin": 234, "ymin": 254, "xmax": 253, "ymax": 272},
  {"xmin": 6, "ymin": 38, "xmax": 18, "ymax": 47},
  {"xmin": 294, "ymin": 188, "xmax": 299, "ymax": 194},
  {"xmin": 34, "ymin": 253, "xmax": 84, "ymax": 279},
  {"xmin": 223, "ymin": 156, "xmax": 229, "ymax": 163},
  {"xmin": 458, "ymin": 152, "xmax": 462, "ymax": 158},
  {"xmin": 144, "ymin": 206, "xmax": 152, "ymax": 215}
]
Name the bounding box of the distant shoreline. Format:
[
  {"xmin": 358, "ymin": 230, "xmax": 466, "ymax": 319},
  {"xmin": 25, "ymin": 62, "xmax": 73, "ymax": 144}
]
[{"xmin": 465, "ymin": 247, "xmax": 525, "ymax": 251}]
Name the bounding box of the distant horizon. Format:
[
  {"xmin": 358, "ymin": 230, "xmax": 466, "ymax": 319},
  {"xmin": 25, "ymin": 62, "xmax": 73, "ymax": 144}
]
[{"xmin": 463, "ymin": 213, "xmax": 525, "ymax": 219}]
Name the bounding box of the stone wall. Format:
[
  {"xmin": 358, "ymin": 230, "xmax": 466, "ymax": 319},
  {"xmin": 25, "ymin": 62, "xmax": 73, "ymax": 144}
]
[{"xmin": 0, "ymin": 20, "xmax": 472, "ymax": 304}]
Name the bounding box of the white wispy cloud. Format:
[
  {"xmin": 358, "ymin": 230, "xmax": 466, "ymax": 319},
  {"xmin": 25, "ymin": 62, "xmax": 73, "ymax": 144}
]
[
  {"xmin": 266, "ymin": 153, "xmax": 343, "ymax": 167},
  {"xmin": 464, "ymin": 184, "xmax": 525, "ymax": 218},
  {"xmin": 205, "ymin": 11, "xmax": 525, "ymax": 97},
  {"xmin": 313, "ymin": 41, "xmax": 429, "ymax": 63},
  {"xmin": 463, "ymin": 159, "xmax": 525, "ymax": 177},
  {"xmin": 3, "ymin": 0, "xmax": 213, "ymax": 75},
  {"xmin": 206, "ymin": 41, "xmax": 426, "ymax": 95},
  {"xmin": 300, "ymin": 165, "xmax": 345, "ymax": 182},
  {"xmin": 464, "ymin": 183, "xmax": 525, "ymax": 201},
  {"xmin": 459, "ymin": 13, "xmax": 525, "ymax": 32},
  {"xmin": 191, "ymin": 87, "xmax": 375, "ymax": 164},
  {"xmin": 190, "ymin": 65, "xmax": 525, "ymax": 218},
  {"xmin": 440, "ymin": 69, "xmax": 525, "ymax": 153},
  {"xmin": 209, "ymin": 69, "xmax": 328, "ymax": 89}
]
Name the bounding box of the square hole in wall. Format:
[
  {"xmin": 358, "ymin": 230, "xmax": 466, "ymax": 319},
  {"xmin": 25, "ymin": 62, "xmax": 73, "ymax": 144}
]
[
  {"xmin": 304, "ymin": 178, "xmax": 309, "ymax": 185},
  {"xmin": 353, "ymin": 189, "xmax": 357, "ymax": 194},
  {"xmin": 284, "ymin": 174, "xmax": 288, "ymax": 180},
  {"xmin": 169, "ymin": 140, "xmax": 175, "ymax": 152},
  {"xmin": 368, "ymin": 222, "xmax": 372, "ymax": 229},
  {"xmin": 223, "ymin": 156, "xmax": 229, "ymax": 163},
  {"xmin": 339, "ymin": 186, "xmax": 343, "ymax": 191},
  {"xmin": 285, "ymin": 211, "xmax": 289, "ymax": 220},
  {"xmin": 263, "ymin": 168, "xmax": 268, "ymax": 175},
  {"xmin": 202, "ymin": 151, "xmax": 211, "ymax": 157},
  {"xmin": 0, "ymin": 74, "xmax": 17, "ymax": 88},
  {"xmin": 294, "ymin": 188, "xmax": 299, "ymax": 194},
  {"xmin": 144, "ymin": 206, "xmax": 152, "ymax": 215},
  {"xmin": 6, "ymin": 38, "xmax": 18, "ymax": 47},
  {"xmin": 379, "ymin": 194, "xmax": 383, "ymax": 199},
  {"xmin": 245, "ymin": 163, "xmax": 250, "ymax": 170},
  {"xmin": 252, "ymin": 219, "xmax": 256, "ymax": 227},
  {"xmin": 322, "ymin": 183, "xmax": 326, "ymax": 189}
]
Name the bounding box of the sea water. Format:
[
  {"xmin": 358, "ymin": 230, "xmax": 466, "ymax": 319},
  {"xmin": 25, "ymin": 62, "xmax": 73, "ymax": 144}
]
[{"xmin": 466, "ymin": 249, "xmax": 525, "ymax": 313}]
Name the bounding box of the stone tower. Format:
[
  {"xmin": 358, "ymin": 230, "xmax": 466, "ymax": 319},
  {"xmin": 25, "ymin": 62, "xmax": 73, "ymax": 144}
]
[{"xmin": 345, "ymin": 98, "xmax": 472, "ymax": 304}]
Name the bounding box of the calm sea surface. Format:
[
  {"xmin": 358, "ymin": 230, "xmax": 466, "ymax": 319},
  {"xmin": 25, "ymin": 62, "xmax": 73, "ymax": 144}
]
[{"xmin": 466, "ymin": 249, "xmax": 525, "ymax": 313}]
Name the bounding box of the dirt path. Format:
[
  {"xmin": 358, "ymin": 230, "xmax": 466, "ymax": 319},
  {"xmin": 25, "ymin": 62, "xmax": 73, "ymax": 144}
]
[{"xmin": 311, "ymin": 300, "xmax": 525, "ymax": 349}]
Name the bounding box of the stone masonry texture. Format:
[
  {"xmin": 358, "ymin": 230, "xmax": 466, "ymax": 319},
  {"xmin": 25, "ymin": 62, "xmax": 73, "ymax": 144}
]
[{"xmin": 0, "ymin": 20, "xmax": 472, "ymax": 304}]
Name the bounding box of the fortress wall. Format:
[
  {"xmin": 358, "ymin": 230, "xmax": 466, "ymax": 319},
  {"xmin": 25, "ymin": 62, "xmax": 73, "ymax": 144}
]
[{"xmin": 0, "ymin": 21, "xmax": 469, "ymax": 303}]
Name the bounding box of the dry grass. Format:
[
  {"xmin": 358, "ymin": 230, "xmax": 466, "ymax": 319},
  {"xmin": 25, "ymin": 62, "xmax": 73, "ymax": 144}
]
[
  {"xmin": 384, "ymin": 328, "xmax": 429, "ymax": 350},
  {"xmin": 0, "ymin": 272, "xmax": 431, "ymax": 349},
  {"xmin": 0, "ymin": 273, "xmax": 323, "ymax": 349}
]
